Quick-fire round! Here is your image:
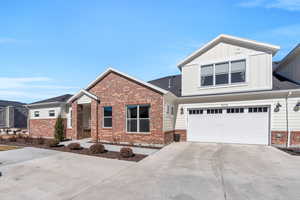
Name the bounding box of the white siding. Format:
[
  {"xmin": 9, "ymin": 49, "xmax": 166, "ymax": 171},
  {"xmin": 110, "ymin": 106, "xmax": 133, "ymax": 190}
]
[
  {"xmin": 277, "ymin": 55, "xmax": 300, "ymax": 83},
  {"xmin": 181, "ymin": 42, "xmax": 273, "ymax": 96},
  {"xmin": 163, "ymin": 93, "xmax": 177, "ymax": 132},
  {"xmin": 175, "ymin": 97, "xmax": 300, "ymax": 132},
  {"xmin": 29, "ymin": 106, "xmax": 64, "ymax": 119},
  {"xmin": 77, "ymin": 95, "xmax": 92, "ymax": 104}
]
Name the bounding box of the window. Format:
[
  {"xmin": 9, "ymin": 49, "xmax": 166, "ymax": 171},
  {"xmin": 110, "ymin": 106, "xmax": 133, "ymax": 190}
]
[
  {"xmin": 103, "ymin": 106, "xmax": 112, "ymax": 128},
  {"xmin": 49, "ymin": 110, "xmax": 55, "ymax": 117},
  {"xmin": 34, "ymin": 111, "xmax": 40, "ymax": 117},
  {"xmin": 200, "ymin": 59, "xmax": 246, "ymax": 87},
  {"xmin": 189, "ymin": 109, "xmax": 203, "ymax": 115},
  {"xmin": 248, "ymin": 107, "xmax": 268, "ymax": 113},
  {"xmin": 207, "ymin": 109, "xmax": 222, "ymax": 114},
  {"xmin": 201, "ymin": 65, "xmax": 213, "ymax": 86},
  {"xmin": 127, "ymin": 105, "xmax": 150, "ymax": 133},
  {"xmin": 215, "ymin": 62, "xmax": 229, "ymax": 85},
  {"xmin": 231, "ymin": 60, "xmax": 246, "ymax": 83},
  {"xmin": 226, "ymin": 107, "xmax": 244, "ymax": 113}
]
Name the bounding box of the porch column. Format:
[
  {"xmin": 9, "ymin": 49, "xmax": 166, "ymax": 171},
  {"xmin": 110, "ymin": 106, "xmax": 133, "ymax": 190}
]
[
  {"xmin": 91, "ymin": 99, "xmax": 99, "ymax": 142},
  {"xmin": 72, "ymin": 102, "xmax": 83, "ymax": 140}
]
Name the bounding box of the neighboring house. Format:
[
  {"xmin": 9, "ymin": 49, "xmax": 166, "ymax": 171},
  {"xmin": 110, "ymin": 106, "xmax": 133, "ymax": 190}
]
[
  {"xmin": 27, "ymin": 34, "xmax": 300, "ymax": 147},
  {"xmin": 0, "ymin": 100, "xmax": 28, "ymax": 129},
  {"xmin": 274, "ymin": 44, "xmax": 300, "ymax": 85},
  {"xmin": 26, "ymin": 94, "xmax": 72, "ymax": 138}
]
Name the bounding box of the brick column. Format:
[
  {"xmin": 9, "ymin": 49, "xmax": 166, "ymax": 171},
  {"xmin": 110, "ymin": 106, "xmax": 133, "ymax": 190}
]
[
  {"xmin": 91, "ymin": 99, "xmax": 98, "ymax": 142},
  {"xmin": 72, "ymin": 102, "xmax": 83, "ymax": 139}
]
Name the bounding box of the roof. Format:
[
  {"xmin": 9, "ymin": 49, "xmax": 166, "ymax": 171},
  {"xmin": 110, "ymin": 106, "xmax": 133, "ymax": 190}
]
[
  {"xmin": 148, "ymin": 75, "xmax": 182, "ymax": 97},
  {"xmin": 148, "ymin": 73, "xmax": 300, "ymax": 98},
  {"xmin": 29, "ymin": 94, "xmax": 73, "ymax": 105},
  {"xmin": 275, "ymin": 43, "xmax": 300, "ymax": 71},
  {"xmin": 85, "ymin": 67, "xmax": 169, "ymax": 94},
  {"xmin": 67, "ymin": 89, "xmax": 99, "ymax": 103},
  {"xmin": 0, "ymin": 100, "xmax": 26, "ymax": 107},
  {"xmin": 177, "ymin": 34, "xmax": 280, "ymax": 69}
]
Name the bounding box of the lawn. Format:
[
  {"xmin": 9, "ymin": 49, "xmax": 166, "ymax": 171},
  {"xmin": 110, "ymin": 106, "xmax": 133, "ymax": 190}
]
[{"xmin": 0, "ymin": 145, "xmax": 20, "ymax": 151}]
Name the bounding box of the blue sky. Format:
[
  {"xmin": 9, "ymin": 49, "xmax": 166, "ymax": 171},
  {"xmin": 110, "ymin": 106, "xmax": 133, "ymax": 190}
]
[{"xmin": 0, "ymin": 0, "xmax": 300, "ymax": 103}]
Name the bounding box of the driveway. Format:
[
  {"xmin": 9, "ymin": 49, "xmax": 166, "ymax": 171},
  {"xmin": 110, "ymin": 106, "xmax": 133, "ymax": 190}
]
[
  {"xmin": 1, "ymin": 143, "xmax": 300, "ymax": 200},
  {"xmin": 71, "ymin": 142, "xmax": 300, "ymax": 200},
  {"xmin": 0, "ymin": 147, "xmax": 133, "ymax": 200}
]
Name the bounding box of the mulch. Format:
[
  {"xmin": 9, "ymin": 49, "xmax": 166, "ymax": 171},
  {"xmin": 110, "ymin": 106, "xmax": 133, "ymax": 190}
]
[
  {"xmin": 277, "ymin": 147, "xmax": 300, "ymax": 156},
  {"xmin": 0, "ymin": 138, "xmax": 147, "ymax": 162}
]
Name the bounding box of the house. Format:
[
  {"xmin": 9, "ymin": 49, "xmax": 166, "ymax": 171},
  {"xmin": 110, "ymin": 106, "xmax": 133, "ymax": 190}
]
[
  {"xmin": 0, "ymin": 100, "xmax": 28, "ymax": 131},
  {"xmin": 27, "ymin": 34, "xmax": 300, "ymax": 147}
]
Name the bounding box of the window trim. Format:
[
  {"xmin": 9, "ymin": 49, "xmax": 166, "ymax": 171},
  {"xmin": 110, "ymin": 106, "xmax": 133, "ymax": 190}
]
[
  {"xmin": 199, "ymin": 57, "xmax": 247, "ymax": 88},
  {"xmin": 48, "ymin": 110, "xmax": 55, "ymax": 117},
  {"xmin": 126, "ymin": 104, "xmax": 150, "ymax": 134},
  {"xmin": 103, "ymin": 106, "xmax": 113, "ymax": 128},
  {"xmin": 34, "ymin": 111, "xmax": 40, "ymax": 118}
]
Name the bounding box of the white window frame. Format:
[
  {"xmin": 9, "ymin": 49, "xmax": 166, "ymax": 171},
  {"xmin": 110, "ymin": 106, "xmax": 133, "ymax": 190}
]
[
  {"xmin": 103, "ymin": 106, "xmax": 112, "ymax": 128},
  {"xmin": 199, "ymin": 58, "xmax": 247, "ymax": 88},
  {"xmin": 34, "ymin": 111, "xmax": 40, "ymax": 118},
  {"xmin": 49, "ymin": 110, "xmax": 55, "ymax": 117},
  {"xmin": 126, "ymin": 104, "xmax": 150, "ymax": 133}
]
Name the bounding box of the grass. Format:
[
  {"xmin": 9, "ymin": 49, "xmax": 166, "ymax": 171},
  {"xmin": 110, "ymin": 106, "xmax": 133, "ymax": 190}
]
[{"xmin": 0, "ymin": 145, "xmax": 20, "ymax": 151}]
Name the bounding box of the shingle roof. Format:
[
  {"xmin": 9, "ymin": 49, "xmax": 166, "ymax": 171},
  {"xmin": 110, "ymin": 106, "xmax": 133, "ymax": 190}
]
[
  {"xmin": 0, "ymin": 100, "xmax": 26, "ymax": 107},
  {"xmin": 149, "ymin": 73, "xmax": 300, "ymax": 97},
  {"xmin": 148, "ymin": 75, "xmax": 182, "ymax": 97},
  {"xmin": 29, "ymin": 94, "xmax": 73, "ymax": 105}
]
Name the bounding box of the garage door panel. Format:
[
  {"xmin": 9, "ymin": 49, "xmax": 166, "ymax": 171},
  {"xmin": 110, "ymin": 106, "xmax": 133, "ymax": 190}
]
[{"xmin": 187, "ymin": 107, "xmax": 269, "ymax": 145}]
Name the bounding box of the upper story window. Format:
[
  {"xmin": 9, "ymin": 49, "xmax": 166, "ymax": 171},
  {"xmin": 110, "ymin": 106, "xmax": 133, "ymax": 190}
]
[
  {"xmin": 49, "ymin": 110, "xmax": 55, "ymax": 117},
  {"xmin": 201, "ymin": 59, "xmax": 246, "ymax": 87},
  {"xmin": 34, "ymin": 111, "xmax": 40, "ymax": 117}
]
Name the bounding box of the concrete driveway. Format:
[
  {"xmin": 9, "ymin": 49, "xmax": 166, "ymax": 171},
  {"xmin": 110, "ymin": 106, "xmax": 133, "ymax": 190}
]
[
  {"xmin": 0, "ymin": 147, "xmax": 133, "ymax": 200},
  {"xmin": 1, "ymin": 143, "xmax": 300, "ymax": 200},
  {"xmin": 71, "ymin": 142, "xmax": 300, "ymax": 200}
]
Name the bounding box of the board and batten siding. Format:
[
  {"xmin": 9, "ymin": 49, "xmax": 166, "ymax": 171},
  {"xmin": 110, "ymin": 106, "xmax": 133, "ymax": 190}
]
[
  {"xmin": 277, "ymin": 54, "xmax": 300, "ymax": 83},
  {"xmin": 175, "ymin": 97, "xmax": 300, "ymax": 132},
  {"xmin": 181, "ymin": 42, "xmax": 273, "ymax": 96},
  {"xmin": 163, "ymin": 93, "xmax": 177, "ymax": 132}
]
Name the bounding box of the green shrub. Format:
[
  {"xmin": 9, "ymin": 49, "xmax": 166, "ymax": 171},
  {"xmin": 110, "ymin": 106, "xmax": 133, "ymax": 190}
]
[
  {"xmin": 46, "ymin": 139, "xmax": 60, "ymax": 147},
  {"xmin": 67, "ymin": 143, "xmax": 81, "ymax": 150},
  {"xmin": 54, "ymin": 115, "xmax": 65, "ymax": 142},
  {"xmin": 120, "ymin": 147, "xmax": 134, "ymax": 158},
  {"xmin": 89, "ymin": 143, "xmax": 105, "ymax": 154}
]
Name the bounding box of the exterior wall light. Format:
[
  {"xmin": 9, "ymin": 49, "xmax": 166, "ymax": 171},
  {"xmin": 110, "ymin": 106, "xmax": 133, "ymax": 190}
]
[
  {"xmin": 180, "ymin": 107, "xmax": 184, "ymax": 115},
  {"xmin": 294, "ymin": 102, "xmax": 300, "ymax": 112},
  {"xmin": 274, "ymin": 102, "xmax": 282, "ymax": 112}
]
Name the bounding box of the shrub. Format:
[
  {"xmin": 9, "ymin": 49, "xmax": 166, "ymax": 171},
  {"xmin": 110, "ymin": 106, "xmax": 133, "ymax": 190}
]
[
  {"xmin": 54, "ymin": 115, "xmax": 65, "ymax": 142},
  {"xmin": 36, "ymin": 136, "xmax": 45, "ymax": 145},
  {"xmin": 67, "ymin": 143, "xmax": 81, "ymax": 150},
  {"xmin": 0, "ymin": 135, "xmax": 4, "ymax": 142},
  {"xmin": 46, "ymin": 139, "xmax": 59, "ymax": 147},
  {"xmin": 24, "ymin": 136, "xmax": 33, "ymax": 144},
  {"xmin": 8, "ymin": 136, "xmax": 17, "ymax": 142},
  {"xmin": 89, "ymin": 143, "xmax": 105, "ymax": 154},
  {"xmin": 120, "ymin": 147, "xmax": 134, "ymax": 158}
]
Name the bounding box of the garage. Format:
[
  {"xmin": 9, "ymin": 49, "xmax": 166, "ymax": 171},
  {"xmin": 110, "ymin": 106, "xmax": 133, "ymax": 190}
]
[{"xmin": 187, "ymin": 106, "xmax": 270, "ymax": 145}]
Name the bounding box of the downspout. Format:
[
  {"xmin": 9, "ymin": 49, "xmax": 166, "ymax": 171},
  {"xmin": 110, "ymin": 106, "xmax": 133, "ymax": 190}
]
[{"xmin": 286, "ymin": 91, "xmax": 292, "ymax": 148}]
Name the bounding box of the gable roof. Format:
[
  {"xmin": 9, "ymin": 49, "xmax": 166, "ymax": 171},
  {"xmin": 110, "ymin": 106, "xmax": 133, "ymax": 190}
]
[
  {"xmin": 28, "ymin": 94, "xmax": 72, "ymax": 106},
  {"xmin": 67, "ymin": 89, "xmax": 99, "ymax": 103},
  {"xmin": 273, "ymin": 72, "xmax": 300, "ymax": 90},
  {"xmin": 148, "ymin": 75, "xmax": 182, "ymax": 97},
  {"xmin": 275, "ymin": 43, "xmax": 300, "ymax": 71},
  {"xmin": 85, "ymin": 67, "xmax": 169, "ymax": 94},
  {"xmin": 177, "ymin": 34, "xmax": 280, "ymax": 69}
]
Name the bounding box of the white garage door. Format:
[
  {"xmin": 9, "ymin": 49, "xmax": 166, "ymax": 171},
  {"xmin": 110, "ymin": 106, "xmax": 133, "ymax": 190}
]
[{"xmin": 187, "ymin": 107, "xmax": 269, "ymax": 145}]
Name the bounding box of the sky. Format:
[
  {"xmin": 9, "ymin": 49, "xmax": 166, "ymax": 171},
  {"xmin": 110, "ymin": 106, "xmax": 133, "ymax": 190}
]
[{"xmin": 0, "ymin": 0, "xmax": 300, "ymax": 103}]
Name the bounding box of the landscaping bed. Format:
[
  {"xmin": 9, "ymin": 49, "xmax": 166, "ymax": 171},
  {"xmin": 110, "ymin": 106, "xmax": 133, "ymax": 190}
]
[
  {"xmin": 0, "ymin": 135, "xmax": 147, "ymax": 162},
  {"xmin": 0, "ymin": 145, "xmax": 20, "ymax": 151},
  {"xmin": 278, "ymin": 147, "xmax": 300, "ymax": 156},
  {"xmin": 88, "ymin": 141, "xmax": 162, "ymax": 149}
]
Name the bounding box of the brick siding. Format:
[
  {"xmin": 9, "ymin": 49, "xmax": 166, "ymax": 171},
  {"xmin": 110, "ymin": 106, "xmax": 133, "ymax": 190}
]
[{"xmin": 29, "ymin": 118, "xmax": 68, "ymax": 138}]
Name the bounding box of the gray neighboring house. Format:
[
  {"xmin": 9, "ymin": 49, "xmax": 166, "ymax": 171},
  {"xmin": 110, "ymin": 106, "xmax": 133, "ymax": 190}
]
[{"xmin": 0, "ymin": 100, "xmax": 28, "ymax": 129}]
